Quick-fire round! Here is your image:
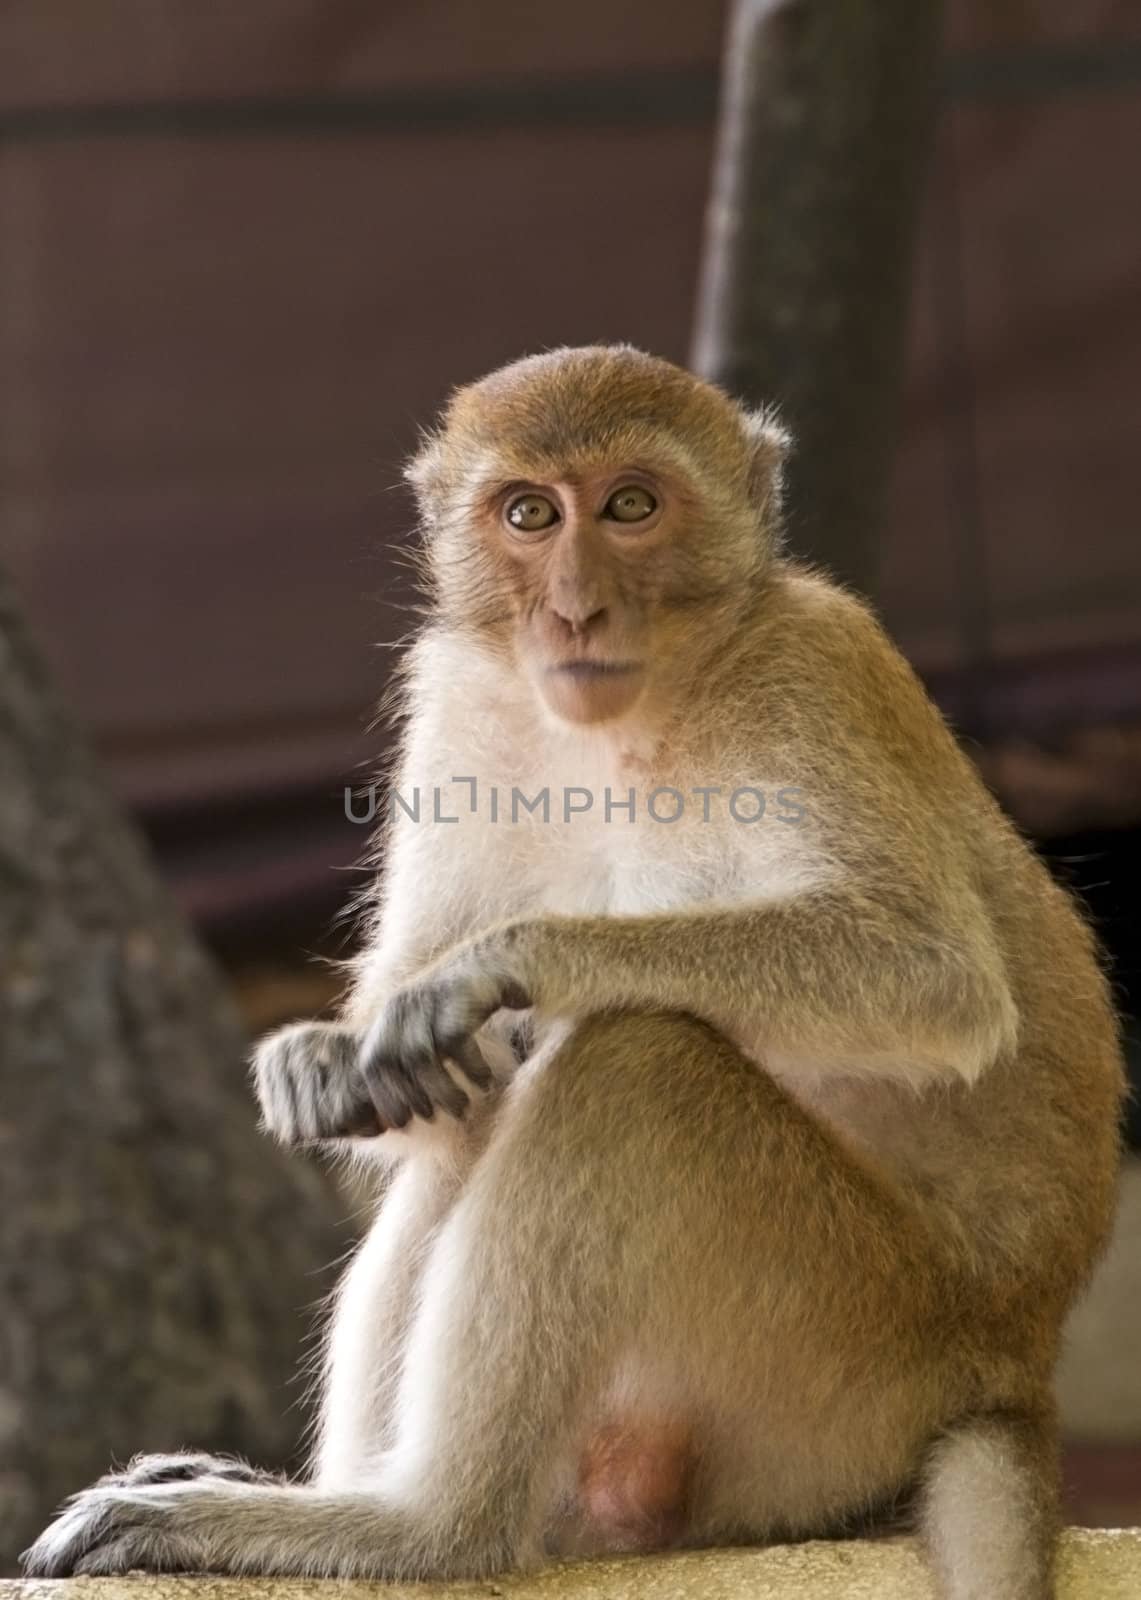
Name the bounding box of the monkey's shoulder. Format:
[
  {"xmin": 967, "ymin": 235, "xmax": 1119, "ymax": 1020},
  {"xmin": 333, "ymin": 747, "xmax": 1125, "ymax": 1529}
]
[{"xmin": 747, "ymin": 564, "xmax": 973, "ymax": 780}]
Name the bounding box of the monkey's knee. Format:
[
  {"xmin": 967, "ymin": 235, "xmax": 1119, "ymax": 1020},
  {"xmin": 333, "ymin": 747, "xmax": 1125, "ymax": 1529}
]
[
  {"xmin": 543, "ymin": 1010, "xmax": 732, "ymax": 1095},
  {"xmin": 534, "ymin": 1009, "xmax": 773, "ymax": 1134}
]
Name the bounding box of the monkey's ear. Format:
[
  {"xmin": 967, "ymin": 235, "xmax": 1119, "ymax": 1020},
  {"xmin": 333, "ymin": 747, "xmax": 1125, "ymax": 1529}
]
[
  {"xmin": 404, "ymin": 434, "xmax": 446, "ymax": 520},
  {"xmin": 740, "ymin": 406, "xmax": 791, "ymax": 522}
]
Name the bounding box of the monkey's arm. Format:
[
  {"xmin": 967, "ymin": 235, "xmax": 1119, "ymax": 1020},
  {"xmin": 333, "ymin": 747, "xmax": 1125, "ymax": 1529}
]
[
  {"xmin": 254, "ymin": 743, "xmax": 517, "ymax": 1144},
  {"xmin": 509, "ymin": 884, "xmax": 1016, "ymax": 1080},
  {"xmin": 367, "ymin": 876, "xmax": 1017, "ymax": 1094}
]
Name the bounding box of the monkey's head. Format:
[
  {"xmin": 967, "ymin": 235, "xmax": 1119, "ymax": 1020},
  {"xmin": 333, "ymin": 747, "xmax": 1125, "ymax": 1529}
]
[{"xmin": 406, "ymin": 346, "xmax": 788, "ymax": 727}]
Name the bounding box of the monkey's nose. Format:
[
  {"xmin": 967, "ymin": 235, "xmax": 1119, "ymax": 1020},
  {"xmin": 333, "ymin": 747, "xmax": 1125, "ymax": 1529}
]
[{"xmin": 550, "ymin": 604, "xmax": 608, "ymax": 638}]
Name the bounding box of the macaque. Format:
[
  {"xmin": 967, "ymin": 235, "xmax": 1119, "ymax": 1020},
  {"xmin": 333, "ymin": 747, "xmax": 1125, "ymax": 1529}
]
[{"xmin": 24, "ymin": 347, "xmax": 1123, "ymax": 1598}]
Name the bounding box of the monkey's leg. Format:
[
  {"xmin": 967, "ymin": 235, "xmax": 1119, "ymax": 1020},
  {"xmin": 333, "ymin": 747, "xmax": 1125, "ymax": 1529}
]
[
  {"xmin": 921, "ymin": 1410, "xmax": 1059, "ymax": 1600},
  {"xmin": 20, "ymin": 1145, "xmax": 488, "ymax": 1580},
  {"xmin": 312, "ymin": 1131, "xmax": 486, "ymax": 1487},
  {"xmin": 251, "ymin": 1020, "xmax": 478, "ymax": 1482},
  {"xmin": 255, "ymin": 1011, "xmax": 506, "ymax": 1484},
  {"xmin": 23, "ymin": 1019, "xmax": 633, "ymax": 1578},
  {"xmin": 24, "ymin": 1014, "xmax": 1041, "ymax": 1584}
]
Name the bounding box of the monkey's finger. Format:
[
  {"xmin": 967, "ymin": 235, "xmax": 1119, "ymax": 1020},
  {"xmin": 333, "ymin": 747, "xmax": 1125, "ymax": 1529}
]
[
  {"xmin": 359, "ymin": 988, "xmax": 472, "ymax": 1122},
  {"xmin": 361, "ymin": 1055, "xmax": 428, "ymax": 1128},
  {"xmin": 339, "ymin": 1100, "xmax": 387, "ymax": 1138},
  {"xmin": 74, "ymin": 1537, "xmax": 149, "ymax": 1579},
  {"xmin": 444, "ymin": 1036, "xmax": 495, "ymax": 1092},
  {"xmin": 420, "ymin": 1056, "xmax": 471, "ymax": 1119},
  {"xmin": 387, "ymin": 1036, "xmax": 468, "ymax": 1121},
  {"xmin": 360, "ymin": 1005, "xmax": 437, "ymax": 1126},
  {"xmin": 398, "ymin": 1022, "xmax": 473, "ymax": 1118}
]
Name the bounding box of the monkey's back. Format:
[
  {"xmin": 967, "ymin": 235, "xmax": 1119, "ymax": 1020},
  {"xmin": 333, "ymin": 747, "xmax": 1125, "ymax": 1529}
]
[{"xmin": 757, "ymin": 566, "xmax": 1124, "ymax": 1319}]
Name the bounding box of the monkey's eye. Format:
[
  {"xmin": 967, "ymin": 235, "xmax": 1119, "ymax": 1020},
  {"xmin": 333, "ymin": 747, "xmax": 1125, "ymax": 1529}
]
[
  {"xmin": 604, "ymin": 485, "xmax": 658, "ymax": 524},
  {"xmin": 506, "ymin": 494, "xmax": 559, "ymax": 534}
]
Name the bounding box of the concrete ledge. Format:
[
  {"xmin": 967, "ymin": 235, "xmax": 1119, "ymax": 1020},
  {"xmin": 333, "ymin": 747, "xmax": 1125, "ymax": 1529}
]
[{"xmin": 5, "ymin": 1531, "xmax": 1141, "ymax": 1599}]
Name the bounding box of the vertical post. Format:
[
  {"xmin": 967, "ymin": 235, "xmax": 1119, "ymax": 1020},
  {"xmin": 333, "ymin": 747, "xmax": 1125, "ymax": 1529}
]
[{"xmin": 692, "ymin": 0, "xmax": 944, "ymax": 595}]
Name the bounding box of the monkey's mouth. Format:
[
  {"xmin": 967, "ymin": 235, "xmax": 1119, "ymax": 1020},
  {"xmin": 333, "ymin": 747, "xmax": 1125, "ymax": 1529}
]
[
  {"xmin": 538, "ymin": 657, "xmax": 646, "ymax": 724},
  {"xmin": 550, "ymin": 660, "xmax": 642, "ymax": 679}
]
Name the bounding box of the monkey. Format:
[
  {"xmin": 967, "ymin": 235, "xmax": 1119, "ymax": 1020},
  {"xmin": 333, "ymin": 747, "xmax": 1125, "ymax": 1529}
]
[{"xmin": 24, "ymin": 346, "xmax": 1124, "ymax": 1598}]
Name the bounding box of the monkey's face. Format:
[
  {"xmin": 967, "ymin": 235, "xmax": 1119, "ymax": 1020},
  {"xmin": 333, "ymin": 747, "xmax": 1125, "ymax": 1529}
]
[
  {"xmin": 408, "ymin": 348, "xmax": 789, "ymax": 725},
  {"xmin": 489, "ymin": 467, "xmax": 680, "ymax": 726}
]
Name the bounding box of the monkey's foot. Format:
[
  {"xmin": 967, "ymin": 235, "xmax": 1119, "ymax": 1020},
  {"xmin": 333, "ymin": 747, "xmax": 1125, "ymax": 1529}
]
[
  {"xmin": 103, "ymin": 1451, "xmax": 284, "ymax": 1488},
  {"xmin": 22, "ymin": 1483, "xmax": 210, "ymax": 1576},
  {"xmin": 22, "ymin": 1461, "xmax": 288, "ymax": 1577}
]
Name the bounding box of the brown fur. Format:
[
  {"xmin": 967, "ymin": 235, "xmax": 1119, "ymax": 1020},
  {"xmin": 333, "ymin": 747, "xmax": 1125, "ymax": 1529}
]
[{"xmin": 24, "ymin": 349, "xmax": 1124, "ymax": 1599}]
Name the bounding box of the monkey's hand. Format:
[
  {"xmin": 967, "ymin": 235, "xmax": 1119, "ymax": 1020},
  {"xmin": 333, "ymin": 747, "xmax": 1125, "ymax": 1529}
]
[
  {"xmin": 252, "ymin": 1021, "xmax": 382, "ymax": 1146},
  {"xmin": 358, "ymin": 935, "xmax": 531, "ymax": 1128}
]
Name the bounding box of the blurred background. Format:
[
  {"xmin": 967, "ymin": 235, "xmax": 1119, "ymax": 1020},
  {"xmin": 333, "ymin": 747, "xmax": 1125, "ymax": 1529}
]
[{"xmin": 1, "ymin": 0, "xmax": 1139, "ymax": 1560}]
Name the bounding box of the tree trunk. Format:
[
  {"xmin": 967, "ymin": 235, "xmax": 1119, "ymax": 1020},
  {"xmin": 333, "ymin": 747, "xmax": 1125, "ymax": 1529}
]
[
  {"xmin": 692, "ymin": 0, "xmax": 943, "ymax": 595},
  {"xmin": 0, "ymin": 567, "xmax": 343, "ymax": 1570}
]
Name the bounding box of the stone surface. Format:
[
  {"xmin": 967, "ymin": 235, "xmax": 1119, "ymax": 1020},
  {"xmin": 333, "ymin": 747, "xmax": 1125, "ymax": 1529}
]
[{"xmin": 4, "ymin": 1531, "xmax": 1141, "ymax": 1599}]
